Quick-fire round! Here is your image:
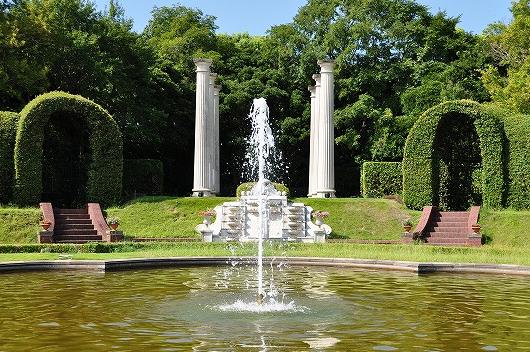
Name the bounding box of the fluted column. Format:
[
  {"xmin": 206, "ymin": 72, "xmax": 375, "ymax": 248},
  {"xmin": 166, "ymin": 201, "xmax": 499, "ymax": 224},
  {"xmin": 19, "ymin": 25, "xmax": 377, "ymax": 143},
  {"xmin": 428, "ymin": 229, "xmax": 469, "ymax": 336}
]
[
  {"xmin": 311, "ymin": 74, "xmax": 321, "ymax": 198},
  {"xmin": 307, "ymin": 85, "xmax": 317, "ymax": 196},
  {"xmin": 207, "ymin": 73, "xmax": 217, "ymax": 194},
  {"xmin": 192, "ymin": 58, "xmax": 213, "ymax": 197},
  {"xmin": 213, "ymin": 84, "xmax": 221, "ymax": 194},
  {"xmin": 315, "ymin": 60, "xmax": 336, "ymax": 198}
]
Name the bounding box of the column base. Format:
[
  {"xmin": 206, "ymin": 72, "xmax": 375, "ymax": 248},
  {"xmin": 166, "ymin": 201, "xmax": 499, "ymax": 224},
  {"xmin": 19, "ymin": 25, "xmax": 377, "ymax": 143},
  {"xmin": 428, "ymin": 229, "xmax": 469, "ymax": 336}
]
[
  {"xmin": 313, "ymin": 189, "xmax": 336, "ymax": 198},
  {"xmin": 192, "ymin": 188, "xmax": 213, "ymax": 197}
]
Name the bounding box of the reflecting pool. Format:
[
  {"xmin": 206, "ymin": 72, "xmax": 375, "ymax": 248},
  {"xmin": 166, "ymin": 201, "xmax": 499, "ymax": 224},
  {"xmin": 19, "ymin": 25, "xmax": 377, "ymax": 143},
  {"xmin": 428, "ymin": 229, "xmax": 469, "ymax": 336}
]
[{"xmin": 0, "ymin": 265, "xmax": 529, "ymax": 351}]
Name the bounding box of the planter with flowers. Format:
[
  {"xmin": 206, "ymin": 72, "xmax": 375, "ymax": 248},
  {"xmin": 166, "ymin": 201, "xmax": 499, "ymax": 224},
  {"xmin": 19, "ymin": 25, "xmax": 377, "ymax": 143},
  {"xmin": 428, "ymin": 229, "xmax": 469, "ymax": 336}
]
[
  {"xmin": 402, "ymin": 219, "xmax": 413, "ymax": 233},
  {"xmin": 199, "ymin": 209, "xmax": 216, "ymax": 226},
  {"xmin": 312, "ymin": 210, "xmax": 330, "ymax": 227},
  {"xmin": 107, "ymin": 217, "xmax": 120, "ymax": 231}
]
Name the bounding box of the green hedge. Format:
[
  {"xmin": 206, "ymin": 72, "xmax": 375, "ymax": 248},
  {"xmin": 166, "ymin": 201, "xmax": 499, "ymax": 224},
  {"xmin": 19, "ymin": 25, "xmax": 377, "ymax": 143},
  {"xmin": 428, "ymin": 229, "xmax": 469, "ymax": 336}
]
[
  {"xmin": 123, "ymin": 159, "xmax": 164, "ymax": 198},
  {"xmin": 0, "ymin": 242, "xmax": 192, "ymax": 253},
  {"xmin": 403, "ymin": 100, "xmax": 505, "ymax": 210},
  {"xmin": 485, "ymin": 104, "xmax": 530, "ymax": 209},
  {"xmin": 0, "ymin": 112, "xmax": 18, "ymax": 204},
  {"xmin": 236, "ymin": 182, "xmax": 290, "ymax": 197},
  {"xmin": 13, "ymin": 91, "xmax": 123, "ymax": 206},
  {"xmin": 361, "ymin": 162, "xmax": 402, "ymax": 198}
]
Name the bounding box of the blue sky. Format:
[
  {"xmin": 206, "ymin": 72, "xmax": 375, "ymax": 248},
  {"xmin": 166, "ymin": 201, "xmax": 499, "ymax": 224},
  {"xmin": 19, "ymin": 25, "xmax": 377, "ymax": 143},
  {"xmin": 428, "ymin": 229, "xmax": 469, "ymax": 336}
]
[{"xmin": 93, "ymin": 0, "xmax": 513, "ymax": 35}]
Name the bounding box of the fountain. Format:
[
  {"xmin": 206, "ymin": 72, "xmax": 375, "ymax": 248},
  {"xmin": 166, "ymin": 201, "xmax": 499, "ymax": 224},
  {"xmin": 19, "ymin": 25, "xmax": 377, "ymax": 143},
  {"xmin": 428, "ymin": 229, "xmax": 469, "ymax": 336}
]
[{"xmin": 197, "ymin": 98, "xmax": 331, "ymax": 245}]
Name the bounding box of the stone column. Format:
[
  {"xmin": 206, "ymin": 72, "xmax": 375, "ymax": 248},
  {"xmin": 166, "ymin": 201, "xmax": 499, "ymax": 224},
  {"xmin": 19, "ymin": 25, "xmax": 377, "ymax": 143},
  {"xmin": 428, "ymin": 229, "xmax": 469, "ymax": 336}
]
[
  {"xmin": 311, "ymin": 74, "xmax": 321, "ymax": 198},
  {"xmin": 315, "ymin": 60, "xmax": 336, "ymax": 198},
  {"xmin": 307, "ymin": 85, "xmax": 317, "ymax": 196},
  {"xmin": 213, "ymin": 84, "xmax": 221, "ymax": 194},
  {"xmin": 192, "ymin": 58, "xmax": 213, "ymax": 197},
  {"xmin": 207, "ymin": 73, "xmax": 217, "ymax": 194}
]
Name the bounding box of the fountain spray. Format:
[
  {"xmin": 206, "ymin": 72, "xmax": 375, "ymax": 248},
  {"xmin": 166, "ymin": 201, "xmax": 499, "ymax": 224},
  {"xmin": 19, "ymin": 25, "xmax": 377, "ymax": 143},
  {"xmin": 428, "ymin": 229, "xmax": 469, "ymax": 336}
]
[{"xmin": 247, "ymin": 98, "xmax": 275, "ymax": 303}]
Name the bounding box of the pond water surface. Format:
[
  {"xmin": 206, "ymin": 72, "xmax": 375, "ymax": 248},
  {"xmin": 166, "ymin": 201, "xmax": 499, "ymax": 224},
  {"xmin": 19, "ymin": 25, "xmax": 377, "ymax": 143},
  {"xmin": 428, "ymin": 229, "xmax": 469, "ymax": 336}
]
[{"xmin": 0, "ymin": 265, "xmax": 529, "ymax": 351}]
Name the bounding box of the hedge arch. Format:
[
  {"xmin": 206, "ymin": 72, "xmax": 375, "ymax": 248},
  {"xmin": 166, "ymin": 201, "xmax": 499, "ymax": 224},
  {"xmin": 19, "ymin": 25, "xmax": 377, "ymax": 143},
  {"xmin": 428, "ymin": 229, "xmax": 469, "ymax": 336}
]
[
  {"xmin": 14, "ymin": 91, "xmax": 122, "ymax": 206},
  {"xmin": 0, "ymin": 111, "xmax": 19, "ymax": 203},
  {"xmin": 403, "ymin": 100, "xmax": 505, "ymax": 210}
]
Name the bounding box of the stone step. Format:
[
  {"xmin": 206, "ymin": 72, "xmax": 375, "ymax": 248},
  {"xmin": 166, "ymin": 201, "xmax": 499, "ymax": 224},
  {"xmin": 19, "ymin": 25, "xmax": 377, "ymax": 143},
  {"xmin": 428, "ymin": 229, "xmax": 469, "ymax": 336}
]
[
  {"xmin": 432, "ymin": 221, "xmax": 468, "ymax": 228},
  {"xmin": 54, "ymin": 239, "xmax": 103, "ymax": 244},
  {"xmin": 55, "ymin": 214, "xmax": 91, "ymax": 220},
  {"xmin": 432, "ymin": 215, "xmax": 469, "ymax": 221},
  {"xmin": 54, "ymin": 219, "xmax": 93, "ymax": 225},
  {"xmin": 429, "ymin": 227, "xmax": 468, "ymax": 233},
  {"xmin": 54, "ymin": 208, "xmax": 88, "ymax": 215},
  {"xmin": 426, "ymin": 232, "xmax": 469, "ymax": 238},
  {"xmin": 54, "ymin": 224, "xmax": 95, "ymax": 230},
  {"xmin": 54, "ymin": 229, "xmax": 98, "ymax": 236},
  {"xmin": 426, "ymin": 237, "xmax": 470, "ymax": 244},
  {"xmin": 54, "ymin": 234, "xmax": 101, "ymax": 240}
]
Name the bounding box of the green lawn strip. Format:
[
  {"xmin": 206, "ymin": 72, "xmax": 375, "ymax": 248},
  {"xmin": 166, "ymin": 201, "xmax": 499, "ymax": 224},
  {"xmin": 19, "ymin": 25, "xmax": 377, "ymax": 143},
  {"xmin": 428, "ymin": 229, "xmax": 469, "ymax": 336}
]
[{"xmin": 0, "ymin": 242, "xmax": 529, "ymax": 266}]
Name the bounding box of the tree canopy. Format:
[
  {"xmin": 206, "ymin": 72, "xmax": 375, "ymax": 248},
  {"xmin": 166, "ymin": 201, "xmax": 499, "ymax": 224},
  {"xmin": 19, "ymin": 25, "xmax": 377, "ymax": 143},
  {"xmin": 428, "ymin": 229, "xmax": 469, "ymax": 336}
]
[{"xmin": 0, "ymin": 0, "xmax": 520, "ymax": 197}]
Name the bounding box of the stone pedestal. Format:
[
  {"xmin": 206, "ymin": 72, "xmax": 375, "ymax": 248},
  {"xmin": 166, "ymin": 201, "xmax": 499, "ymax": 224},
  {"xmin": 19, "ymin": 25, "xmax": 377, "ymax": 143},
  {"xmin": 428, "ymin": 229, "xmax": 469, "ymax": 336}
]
[
  {"xmin": 104, "ymin": 231, "xmax": 124, "ymax": 242},
  {"xmin": 38, "ymin": 231, "xmax": 53, "ymax": 243},
  {"xmin": 314, "ymin": 60, "xmax": 336, "ymax": 198},
  {"xmin": 192, "ymin": 58, "xmax": 213, "ymax": 197}
]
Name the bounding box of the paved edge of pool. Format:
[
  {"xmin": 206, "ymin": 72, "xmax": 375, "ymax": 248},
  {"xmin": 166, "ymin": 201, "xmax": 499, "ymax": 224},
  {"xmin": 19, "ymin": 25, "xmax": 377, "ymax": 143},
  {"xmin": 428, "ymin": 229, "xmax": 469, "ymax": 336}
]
[{"xmin": 0, "ymin": 257, "xmax": 529, "ymax": 276}]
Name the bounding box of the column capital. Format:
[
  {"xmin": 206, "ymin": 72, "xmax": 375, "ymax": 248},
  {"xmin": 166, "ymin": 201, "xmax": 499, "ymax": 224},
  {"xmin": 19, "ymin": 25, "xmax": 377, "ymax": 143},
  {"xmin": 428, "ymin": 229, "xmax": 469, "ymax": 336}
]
[
  {"xmin": 312, "ymin": 74, "xmax": 321, "ymax": 85},
  {"xmin": 317, "ymin": 59, "xmax": 336, "ymax": 73},
  {"xmin": 208, "ymin": 72, "xmax": 217, "ymax": 83},
  {"xmin": 193, "ymin": 58, "xmax": 213, "ymax": 72},
  {"xmin": 308, "ymin": 85, "xmax": 316, "ymax": 97},
  {"xmin": 214, "ymin": 85, "xmax": 221, "ymax": 94}
]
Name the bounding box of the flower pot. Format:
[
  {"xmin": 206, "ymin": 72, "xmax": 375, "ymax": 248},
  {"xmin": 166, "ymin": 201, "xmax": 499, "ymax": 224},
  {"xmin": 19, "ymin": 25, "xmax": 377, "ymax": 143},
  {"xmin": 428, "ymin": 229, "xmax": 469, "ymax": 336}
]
[
  {"xmin": 471, "ymin": 224, "xmax": 481, "ymax": 234},
  {"xmin": 403, "ymin": 225, "xmax": 412, "ymax": 233},
  {"xmin": 110, "ymin": 223, "xmax": 119, "ymax": 231},
  {"xmin": 41, "ymin": 222, "xmax": 51, "ymax": 231}
]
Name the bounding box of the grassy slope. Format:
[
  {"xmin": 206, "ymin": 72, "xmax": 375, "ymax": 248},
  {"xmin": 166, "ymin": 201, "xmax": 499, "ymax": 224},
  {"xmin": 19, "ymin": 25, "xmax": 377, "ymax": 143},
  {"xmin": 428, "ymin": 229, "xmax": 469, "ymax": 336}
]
[
  {"xmin": 0, "ymin": 207, "xmax": 40, "ymax": 243},
  {"xmin": 106, "ymin": 197, "xmax": 236, "ymax": 238},
  {"xmin": 295, "ymin": 197, "xmax": 421, "ymax": 240}
]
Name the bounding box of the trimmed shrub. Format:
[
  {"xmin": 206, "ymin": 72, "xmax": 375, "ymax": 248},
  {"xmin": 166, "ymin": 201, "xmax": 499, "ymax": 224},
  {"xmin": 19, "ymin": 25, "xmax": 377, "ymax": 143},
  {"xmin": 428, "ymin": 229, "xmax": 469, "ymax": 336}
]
[
  {"xmin": 361, "ymin": 162, "xmax": 402, "ymax": 198},
  {"xmin": 236, "ymin": 182, "xmax": 290, "ymax": 197},
  {"xmin": 484, "ymin": 104, "xmax": 530, "ymax": 209},
  {"xmin": 0, "ymin": 112, "xmax": 18, "ymax": 204},
  {"xmin": 403, "ymin": 100, "xmax": 505, "ymax": 210},
  {"xmin": 14, "ymin": 91, "xmax": 123, "ymax": 206},
  {"xmin": 123, "ymin": 159, "xmax": 164, "ymax": 198}
]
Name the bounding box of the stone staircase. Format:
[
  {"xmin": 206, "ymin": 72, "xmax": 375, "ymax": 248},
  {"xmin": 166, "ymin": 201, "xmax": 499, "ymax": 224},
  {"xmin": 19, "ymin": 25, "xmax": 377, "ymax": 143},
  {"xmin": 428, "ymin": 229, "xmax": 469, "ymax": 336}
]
[
  {"xmin": 53, "ymin": 208, "xmax": 102, "ymax": 243},
  {"xmin": 403, "ymin": 206, "xmax": 482, "ymax": 246},
  {"xmin": 38, "ymin": 203, "xmax": 123, "ymax": 244},
  {"xmin": 424, "ymin": 210, "xmax": 470, "ymax": 245}
]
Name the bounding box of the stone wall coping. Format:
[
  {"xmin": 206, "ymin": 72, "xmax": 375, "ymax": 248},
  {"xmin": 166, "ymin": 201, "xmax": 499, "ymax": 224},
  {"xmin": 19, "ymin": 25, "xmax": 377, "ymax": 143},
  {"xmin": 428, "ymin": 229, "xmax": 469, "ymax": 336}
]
[{"xmin": 1, "ymin": 257, "xmax": 530, "ymax": 276}]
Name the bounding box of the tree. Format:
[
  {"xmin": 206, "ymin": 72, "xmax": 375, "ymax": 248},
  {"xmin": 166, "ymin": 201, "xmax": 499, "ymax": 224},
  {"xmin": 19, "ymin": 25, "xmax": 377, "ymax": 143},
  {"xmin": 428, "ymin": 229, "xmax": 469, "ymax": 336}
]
[{"xmin": 481, "ymin": 0, "xmax": 530, "ymax": 113}]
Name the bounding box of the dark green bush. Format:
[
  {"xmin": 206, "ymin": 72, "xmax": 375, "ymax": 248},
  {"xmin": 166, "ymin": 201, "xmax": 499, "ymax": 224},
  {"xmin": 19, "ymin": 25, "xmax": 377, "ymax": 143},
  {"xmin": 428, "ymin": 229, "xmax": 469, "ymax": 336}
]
[
  {"xmin": 361, "ymin": 162, "xmax": 402, "ymax": 198},
  {"xmin": 13, "ymin": 91, "xmax": 123, "ymax": 206},
  {"xmin": 236, "ymin": 182, "xmax": 290, "ymax": 197},
  {"xmin": 123, "ymin": 159, "xmax": 164, "ymax": 198},
  {"xmin": 0, "ymin": 112, "xmax": 18, "ymax": 204},
  {"xmin": 403, "ymin": 100, "xmax": 504, "ymax": 210},
  {"xmin": 484, "ymin": 104, "xmax": 530, "ymax": 209},
  {"xmin": 0, "ymin": 242, "xmax": 204, "ymax": 253}
]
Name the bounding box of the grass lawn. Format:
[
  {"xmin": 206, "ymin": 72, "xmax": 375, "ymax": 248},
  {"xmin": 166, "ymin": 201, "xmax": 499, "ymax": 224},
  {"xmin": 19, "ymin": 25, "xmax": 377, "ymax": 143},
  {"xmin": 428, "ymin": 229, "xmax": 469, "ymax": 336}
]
[
  {"xmin": 0, "ymin": 242, "xmax": 529, "ymax": 265},
  {"xmin": 0, "ymin": 197, "xmax": 529, "ymax": 266}
]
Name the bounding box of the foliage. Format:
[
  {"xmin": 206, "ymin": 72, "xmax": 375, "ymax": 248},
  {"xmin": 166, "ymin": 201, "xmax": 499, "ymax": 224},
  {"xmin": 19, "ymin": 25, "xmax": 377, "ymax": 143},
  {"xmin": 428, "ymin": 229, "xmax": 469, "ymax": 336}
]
[
  {"xmin": 403, "ymin": 100, "xmax": 504, "ymax": 210},
  {"xmin": 484, "ymin": 103, "xmax": 530, "ymax": 209},
  {"xmin": 14, "ymin": 91, "xmax": 122, "ymax": 206},
  {"xmin": 0, "ymin": 111, "xmax": 18, "ymax": 203},
  {"xmin": 361, "ymin": 162, "xmax": 402, "ymax": 198},
  {"xmin": 235, "ymin": 182, "xmax": 290, "ymax": 197},
  {"xmin": 123, "ymin": 159, "xmax": 164, "ymax": 198},
  {"xmin": 481, "ymin": 0, "xmax": 530, "ymax": 113}
]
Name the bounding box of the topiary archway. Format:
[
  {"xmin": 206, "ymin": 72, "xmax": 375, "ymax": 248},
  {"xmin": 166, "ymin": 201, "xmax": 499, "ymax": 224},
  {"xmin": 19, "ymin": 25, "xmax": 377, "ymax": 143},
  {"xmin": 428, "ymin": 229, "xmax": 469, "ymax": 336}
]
[
  {"xmin": 14, "ymin": 91, "xmax": 122, "ymax": 206},
  {"xmin": 403, "ymin": 100, "xmax": 505, "ymax": 210}
]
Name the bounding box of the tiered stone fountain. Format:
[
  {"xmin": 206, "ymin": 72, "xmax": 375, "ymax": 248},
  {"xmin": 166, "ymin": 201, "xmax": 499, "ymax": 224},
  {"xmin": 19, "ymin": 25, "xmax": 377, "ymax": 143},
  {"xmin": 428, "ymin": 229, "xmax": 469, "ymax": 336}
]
[
  {"xmin": 198, "ymin": 181, "xmax": 331, "ymax": 243},
  {"xmin": 196, "ymin": 98, "xmax": 331, "ymax": 244}
]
